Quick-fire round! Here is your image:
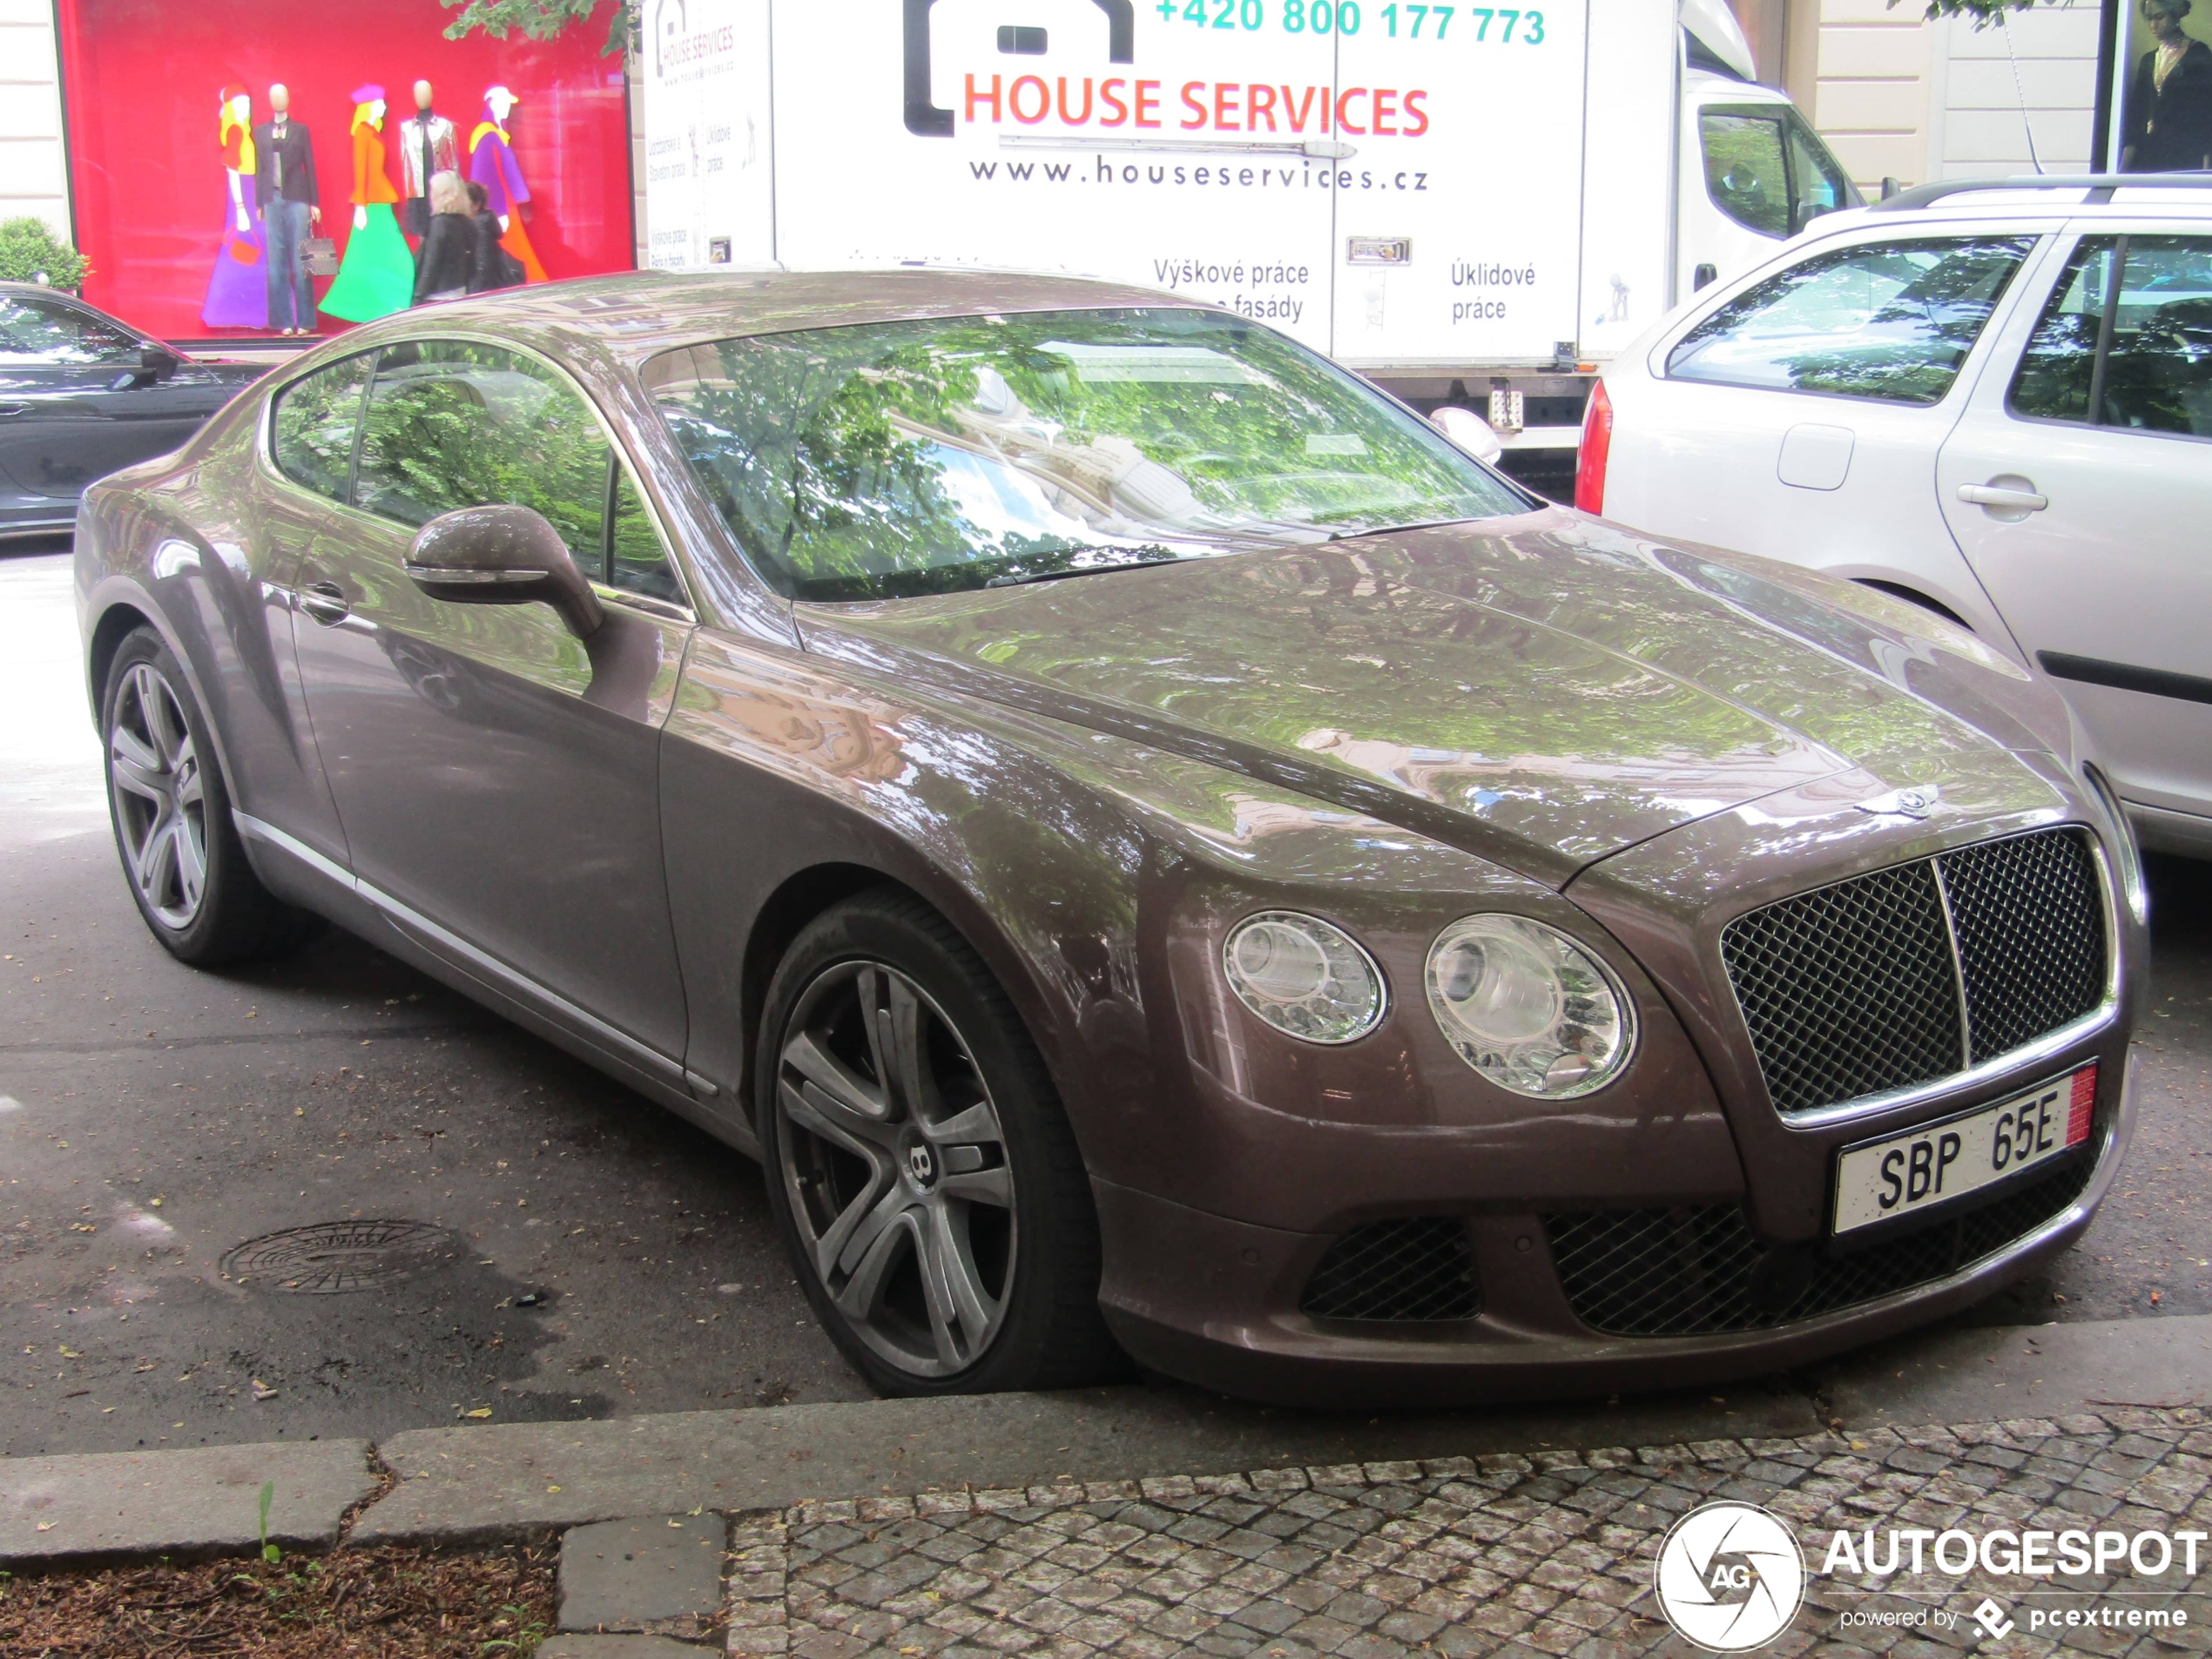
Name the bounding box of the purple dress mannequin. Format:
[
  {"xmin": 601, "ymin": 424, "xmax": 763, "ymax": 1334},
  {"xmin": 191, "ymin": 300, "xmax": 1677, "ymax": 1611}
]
[{"xmin": 200, "ymin": 85, "xmax": 269, "ymax": 330}]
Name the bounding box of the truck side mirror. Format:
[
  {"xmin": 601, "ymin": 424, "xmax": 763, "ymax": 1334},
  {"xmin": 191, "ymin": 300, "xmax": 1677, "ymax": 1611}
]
[{"xmin": 405, "ymin": 503, "xmax": 604, "ymax": 638}]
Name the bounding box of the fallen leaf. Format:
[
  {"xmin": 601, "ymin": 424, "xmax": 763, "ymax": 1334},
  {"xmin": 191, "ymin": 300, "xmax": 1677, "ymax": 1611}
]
[
  {"xmin": 463, "ymin": 1407, "xmax": 492, "ymax": 1419},
  {"xmin": 36, "ymin": 1522, "xmax": 53, "ymax": 1532}
]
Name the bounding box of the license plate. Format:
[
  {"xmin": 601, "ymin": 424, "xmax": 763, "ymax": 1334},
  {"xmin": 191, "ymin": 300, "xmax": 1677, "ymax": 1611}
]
[{"xmin": 1831, "ymin": 1065, "xmax": 2096, "ymax": 1238}]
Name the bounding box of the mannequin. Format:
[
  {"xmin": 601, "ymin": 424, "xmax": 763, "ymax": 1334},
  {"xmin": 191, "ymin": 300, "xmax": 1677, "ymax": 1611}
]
[
  {"xmin": 397, "ymin": 79, "xmax": 457, "ymax": 237},
  {"xmin": 320, "ymin": 85, "xmax": 415, "ymax": 322},
  {"xmin": 253, "ymin": 81, "xmax": 321, "ymax": 334},
  {"xmin": 469, "ymin": 84, "xmax": 548, "ymax": 282},
  {"xmin": 200, "ymin": 84, "xmax": 267, "ymax": 329}
]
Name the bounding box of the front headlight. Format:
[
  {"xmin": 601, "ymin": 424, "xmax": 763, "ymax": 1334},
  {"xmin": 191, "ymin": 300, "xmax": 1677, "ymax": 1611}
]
[
  {"xmin": 1425, "ymin": 915, "xmax": 1635, "ymax": 1096},
  {"xmin": 1222, "ymin": 910, "xmax": 1387, "ymax": 1044}
]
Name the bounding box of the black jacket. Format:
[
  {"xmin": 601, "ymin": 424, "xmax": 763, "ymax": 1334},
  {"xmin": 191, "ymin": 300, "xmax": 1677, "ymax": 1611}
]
[
  {"xmin": 253, "ymin": 119, "xmax": 319, "ymax": 207},
  {"xmin": 466, "ymin": 211, "xmax": 509, "ymax": 293},
  {"xmin": 2126, "ymin": 39, "xmax": 2212, "ymax": 172},
  {"xmin": 413, "ymin": 212, "xmax": 473, "ymax": 304}
]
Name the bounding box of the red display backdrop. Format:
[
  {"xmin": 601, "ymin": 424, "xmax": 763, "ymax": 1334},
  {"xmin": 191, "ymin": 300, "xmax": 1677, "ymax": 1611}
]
[{"xmin": 57, "ymin": 0, "xmax": 635, "ymax": 341}]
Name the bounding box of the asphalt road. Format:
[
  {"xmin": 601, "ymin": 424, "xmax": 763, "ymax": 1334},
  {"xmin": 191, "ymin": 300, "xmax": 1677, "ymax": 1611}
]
[{"xmin": 3, "ymin": 545, "xmax": 2207, "ymax": 1460}]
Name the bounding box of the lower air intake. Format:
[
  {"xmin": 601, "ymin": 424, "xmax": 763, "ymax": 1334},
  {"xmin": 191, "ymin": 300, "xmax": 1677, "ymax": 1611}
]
[
  {"xmin": 1300, "ymin": 1217, "xmax": 1481, "ymax": 1322},
  {"xmin": 1543, "ymin": 1153, "xmax": 2095, "ymax": 1338}
]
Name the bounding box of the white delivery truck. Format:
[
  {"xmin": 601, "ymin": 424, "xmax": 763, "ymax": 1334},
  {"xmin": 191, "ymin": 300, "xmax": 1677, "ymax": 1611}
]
[{"xmin": 641, "ymin": 0, "xmax": 1858, "ymax": 495}]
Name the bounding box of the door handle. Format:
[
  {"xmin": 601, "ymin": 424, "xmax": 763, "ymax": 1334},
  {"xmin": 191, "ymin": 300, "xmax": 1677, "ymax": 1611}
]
[
  {"xmin": 1958, "ymin": 482, "xmax": 2047, "ymax": 512},
  {"xmin": 299, "ymin": 581, "xmax": 351, "ymax": 625}
]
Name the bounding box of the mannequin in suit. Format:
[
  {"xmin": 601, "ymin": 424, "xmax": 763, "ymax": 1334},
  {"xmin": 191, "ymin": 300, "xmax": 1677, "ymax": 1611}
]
[{"xmin": 253, "ymin": 82, "xmax": 321, "ymax": 334}]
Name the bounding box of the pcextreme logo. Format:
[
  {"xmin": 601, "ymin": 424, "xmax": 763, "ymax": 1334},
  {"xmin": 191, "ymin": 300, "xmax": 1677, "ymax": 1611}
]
[{"xmin": 1653, "ymin": 1501, "xmax": 1807, "ymax": 1652}]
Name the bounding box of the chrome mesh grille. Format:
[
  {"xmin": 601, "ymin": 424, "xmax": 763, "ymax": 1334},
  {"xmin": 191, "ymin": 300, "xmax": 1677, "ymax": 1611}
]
[
  {"xmin": 1939, "ymin": 831, "xmax": 2107, "ymax": 1060},
  {"xmin": 1721, "ymin": 860, "xmax": 1961, "ymax": 1116},
  {"xmin": 1299, "ymin": 1218, "xmax": 1480, "ymax": 1322},
  {"xmin": 1722, "ymin": 828, "xmax": 2107, "ymax": 1116},
  {"xmin": 1544, "ymin": 1153, "xmax": 2095, "ymax": 1337}
]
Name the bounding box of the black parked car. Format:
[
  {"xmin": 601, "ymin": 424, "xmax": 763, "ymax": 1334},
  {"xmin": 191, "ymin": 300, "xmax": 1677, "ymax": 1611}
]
[{"xmin": 1, "ymin": 283, "xmax": 265, "ymax": 541}]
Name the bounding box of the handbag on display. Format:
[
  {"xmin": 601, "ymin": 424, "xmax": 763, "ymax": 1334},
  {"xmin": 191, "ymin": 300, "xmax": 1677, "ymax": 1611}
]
[{"xmin": 300, "ymin": 237, "xmax": 340, "ymax": 276}]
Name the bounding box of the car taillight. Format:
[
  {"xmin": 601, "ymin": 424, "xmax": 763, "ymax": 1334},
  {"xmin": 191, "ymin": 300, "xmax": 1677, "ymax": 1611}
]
[{"xmin": 1575, "ymin": 379, "xmax": 1612, "ymax": 516}]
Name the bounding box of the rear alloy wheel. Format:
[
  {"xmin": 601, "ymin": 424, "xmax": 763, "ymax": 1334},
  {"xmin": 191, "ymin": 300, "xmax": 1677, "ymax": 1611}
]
[
  {"xmin": 759, "ymin": 892, "xmax": 1121, "ymax": 1395},
  {"xmin": 108, "ymin": 658, "xmax": 210, "ymax": 931},
  {"xmin": 102, "ymin": 629, "xmax": 314, "ymax": 965}
]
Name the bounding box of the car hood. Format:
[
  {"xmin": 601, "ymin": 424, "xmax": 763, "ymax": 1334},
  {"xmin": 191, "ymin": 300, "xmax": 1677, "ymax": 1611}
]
[{"xmin": 798, "ymin": 507, "xmax": 2066, "ymax": 888}]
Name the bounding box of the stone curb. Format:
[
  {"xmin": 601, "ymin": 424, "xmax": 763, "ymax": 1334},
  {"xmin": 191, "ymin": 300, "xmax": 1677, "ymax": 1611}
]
[
  {"xmin": 3, "ymin": 1312, "xmax": 2206, "ymax": 1569},
  {"xmin": 0, "ymin": 1438, "xmax": 380, "ymax": 1567}
]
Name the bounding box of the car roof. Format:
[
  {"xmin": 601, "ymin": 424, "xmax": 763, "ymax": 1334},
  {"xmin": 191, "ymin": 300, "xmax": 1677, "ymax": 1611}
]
[
  {"xmin": 1810, "ymin": 179, "xmax": 2212, "ymax": 239},
  {"xmin": 377, "ymin": 267, "xmax": 1204, "ymax": 369}
]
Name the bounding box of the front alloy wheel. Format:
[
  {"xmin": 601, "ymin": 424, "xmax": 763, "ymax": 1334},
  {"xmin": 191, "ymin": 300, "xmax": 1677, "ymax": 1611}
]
[
  {"xmin": 775, "ymin": 961, "xmax": 1016, "ymax": 1378},
  {"xmin": 757, "ymin": 889, "xmax": 1120, "ymax": 1396},
  {"xmin": 108, "ymin": 660, "xmax": 210, "ymax": 930}
]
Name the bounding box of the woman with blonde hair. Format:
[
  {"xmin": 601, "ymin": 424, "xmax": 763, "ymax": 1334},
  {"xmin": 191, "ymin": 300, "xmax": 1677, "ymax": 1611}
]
[
  {"xmin": 199, "ymin": 84, "xmax": 267, "ymax": 329},
  {"xmin": 412, "ymin": 170, "xmax": 475, "ymax": 304},
  {"xmin": 321, "ymin": 84, "xmax": 416, "ymax": 322}
]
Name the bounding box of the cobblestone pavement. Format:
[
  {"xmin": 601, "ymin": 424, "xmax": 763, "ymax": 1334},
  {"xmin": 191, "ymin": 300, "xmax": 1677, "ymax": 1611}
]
[{"xmin": 715, "ymin": 1408, "xmax": 2212, "ymax": 1659}]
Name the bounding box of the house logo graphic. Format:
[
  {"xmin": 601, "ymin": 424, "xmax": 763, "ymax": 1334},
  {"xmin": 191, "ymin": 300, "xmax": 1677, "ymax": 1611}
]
[{"xmin": 903, "ymin": 0, "xmax": 1136, "ymax": 133}]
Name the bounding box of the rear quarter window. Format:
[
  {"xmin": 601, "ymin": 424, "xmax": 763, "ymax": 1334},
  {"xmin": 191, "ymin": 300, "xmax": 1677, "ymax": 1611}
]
[{"xmin": 270, "ymin": 352, "xmax": 375, "ymax": 504}]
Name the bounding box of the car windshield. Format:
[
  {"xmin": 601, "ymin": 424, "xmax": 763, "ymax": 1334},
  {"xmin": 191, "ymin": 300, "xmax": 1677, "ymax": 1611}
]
[{"xmin": 643, "ymin": 307, "xmax": 1530, "ymax": 603}]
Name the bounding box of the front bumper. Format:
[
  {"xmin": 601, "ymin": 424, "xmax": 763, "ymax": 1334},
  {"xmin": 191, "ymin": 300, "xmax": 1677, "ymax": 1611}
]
[{"xmin": 1094, "ymin": 1061, "xmax": 2135, "ymax": 1409}]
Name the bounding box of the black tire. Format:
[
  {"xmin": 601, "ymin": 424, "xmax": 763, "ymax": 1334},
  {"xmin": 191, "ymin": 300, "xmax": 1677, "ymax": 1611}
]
[
  {"xmin": 101, "ymin": 628, "xmax": 316, "ymax": 966},
  {"xmin": 756, "ymin": 887, "xmax": 1123, "ymax": 1396}
]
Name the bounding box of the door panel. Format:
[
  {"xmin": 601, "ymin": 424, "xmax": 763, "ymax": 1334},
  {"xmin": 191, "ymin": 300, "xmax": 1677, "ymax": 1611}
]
[
  {"xmin": 293, "ymin": 516, "xmax": 691, "ymax": 1055},
  {"xmin": 1620, "ymin": 231, "xmax": 2060, "ymax": 651},
  {"xmin": 1938, "ymin": 229, "xmax": 2212, "ymax": 817},
  {"xmin": 287, "ymin": 339, "xmax": 693, "ymax": 1062}
]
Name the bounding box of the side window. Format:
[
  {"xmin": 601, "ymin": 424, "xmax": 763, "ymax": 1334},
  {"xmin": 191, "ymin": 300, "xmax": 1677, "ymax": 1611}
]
[
  {"xmin": 270, "ymin": 352, "xmax": 375, "ymax": 504},
  {"xmin": 1784, "ymin": 113, "xmax": 1859, "ymax": 232},
  {"xmin": 1701, "ymin": 112, "xmax": 1791, "ymax": 238},
  {"xmin": 2010, "ymin": 240, "xmax": 2110, "ymax": 425},
  {"xmin": 608, "ymin": 463, "xmax": 682, "ymax": 603},
  {"xmin": 2012, "ymin": 235, "xmax": 2212, "ymax": 439},
  {"xmin": 1666, "ymin": 237, "xmax": 2034, "ymax": 403},
  {"xmin": 0, "ymin": 295, "xmax": 138, "ymax": 365},
  {"xmin": 350, "ymin": 340, "xmax": 611, "ymax": 561}
]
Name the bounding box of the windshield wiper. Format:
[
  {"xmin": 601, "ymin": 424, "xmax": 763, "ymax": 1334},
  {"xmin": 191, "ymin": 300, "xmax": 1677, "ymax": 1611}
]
[
  {"xmin": 1326, "ymin": 516, "xmax": 1484, "ymax": 542},
  {"xmin": 984, "ymin": 549, "xmax": 1186, "ymax": 588}
]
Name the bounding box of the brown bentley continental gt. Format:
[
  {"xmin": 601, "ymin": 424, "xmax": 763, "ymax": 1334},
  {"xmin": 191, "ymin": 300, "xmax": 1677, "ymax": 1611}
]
[{"xmin": 74, "ymin": 271, "xmax": 2140, "ymax": 1405}]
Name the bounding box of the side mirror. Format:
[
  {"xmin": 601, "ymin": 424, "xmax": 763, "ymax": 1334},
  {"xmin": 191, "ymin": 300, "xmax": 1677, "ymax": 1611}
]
[
  {"xmin": 1429, "ymin": 405, "xmax": 1504, "ymax": 465},
  {"xmin": 133, "ymin": 344, "xmax": 183, "ymax": 386},
  {"xmin": 405, "ymin": 503, "xmax": 604, "ymax": 638}
]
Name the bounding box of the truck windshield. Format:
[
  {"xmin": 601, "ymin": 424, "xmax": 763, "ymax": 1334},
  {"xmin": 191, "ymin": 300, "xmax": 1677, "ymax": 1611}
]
[{"xmin": 643, "ymin": 307, "xmax": 1530, "ymax": 603}]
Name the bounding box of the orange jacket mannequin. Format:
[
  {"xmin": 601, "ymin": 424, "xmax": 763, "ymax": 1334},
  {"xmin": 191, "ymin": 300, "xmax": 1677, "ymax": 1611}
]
[{"xmin": 354, "ymin": 122, "xmax": 400, "ymax": 206}]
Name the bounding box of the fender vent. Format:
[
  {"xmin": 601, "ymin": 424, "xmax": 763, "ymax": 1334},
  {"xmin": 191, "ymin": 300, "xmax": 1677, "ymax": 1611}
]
[{"xmin": 1300, "ymin": 1218, "xmax": 1480, "ymax": 1323}]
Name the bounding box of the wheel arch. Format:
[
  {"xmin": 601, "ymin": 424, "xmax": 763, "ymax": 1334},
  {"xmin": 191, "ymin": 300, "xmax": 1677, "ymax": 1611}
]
[
  {"xmin": 1850, "ymin": 577, "xmax": 1973, "ymax": 632},
  {"xmin": 84, "ymin": 590, "xmax": 252, "ymax": 829},
  {"xmin": 732, "ymin": 855, "xmax": 1082, "ymax": 1145}
]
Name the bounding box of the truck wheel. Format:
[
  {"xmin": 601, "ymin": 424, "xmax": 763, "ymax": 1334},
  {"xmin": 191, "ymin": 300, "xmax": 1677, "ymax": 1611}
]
[
  {"xmin": 102, "ymin": 629, "xmax": 314, "ymax": 965},
  {"xmin": 758, "ymin": 889, "xmax": 1122, "ymax": 1396}
]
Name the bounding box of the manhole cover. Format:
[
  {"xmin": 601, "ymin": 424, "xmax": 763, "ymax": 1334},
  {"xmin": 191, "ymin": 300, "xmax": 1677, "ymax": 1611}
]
[{"xmin": 221, "ymin": 1220, "xmax": 466, "ymax": 1294}]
